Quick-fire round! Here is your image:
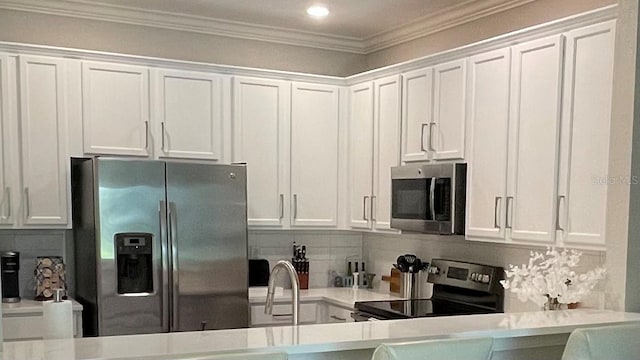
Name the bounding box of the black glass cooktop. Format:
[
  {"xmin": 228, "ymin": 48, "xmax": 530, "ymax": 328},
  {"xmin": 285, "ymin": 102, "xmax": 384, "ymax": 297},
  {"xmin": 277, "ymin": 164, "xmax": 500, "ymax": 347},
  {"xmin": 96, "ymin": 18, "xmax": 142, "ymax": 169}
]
[{"xmin": 354, "ymin": 299, "xmax": 498, "ymax": 320}]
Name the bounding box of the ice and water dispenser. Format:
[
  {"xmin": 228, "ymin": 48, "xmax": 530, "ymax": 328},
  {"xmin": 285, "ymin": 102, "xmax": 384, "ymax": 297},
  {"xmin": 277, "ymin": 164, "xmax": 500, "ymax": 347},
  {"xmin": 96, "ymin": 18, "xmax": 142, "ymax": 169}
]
[{"xmin": 115, "ymin": 233, "xmax": 153, "ymax": 294}]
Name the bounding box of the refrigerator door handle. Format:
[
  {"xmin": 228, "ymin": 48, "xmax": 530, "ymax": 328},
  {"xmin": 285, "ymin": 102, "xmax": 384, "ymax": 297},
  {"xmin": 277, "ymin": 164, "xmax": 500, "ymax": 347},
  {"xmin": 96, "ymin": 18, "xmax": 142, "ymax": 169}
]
[
  {"xmin": 168, "ymin": 201, "xmax": 180, "ymax": 332},
  {"xmin": 159, "ymin": 200, "xmax": 170, "ymax": 332}
]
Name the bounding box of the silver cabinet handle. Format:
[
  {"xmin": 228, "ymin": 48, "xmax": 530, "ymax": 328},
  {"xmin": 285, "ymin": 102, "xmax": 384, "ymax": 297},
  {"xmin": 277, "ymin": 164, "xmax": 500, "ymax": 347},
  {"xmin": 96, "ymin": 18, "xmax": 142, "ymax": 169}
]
[
  {"xmin": 24, "ymin": 188, "xmax": 30, "ymax": 218},
  {"xmin": 144, "ymin": 121, "xmax": 150, "ymax": 150},
  {"xmin": 272, "ymin": 313, "xmax": 293, "ymax": 318},
  {"xmin": 420, "ymin": 123, "xmax": 428, "ymax": 152},
  {"xmin": 428, "ymin": 123, "xmax": 436, "ymax": 151},
  {"xmin": 494, "ymin": 197, "xmax": 502, "ymax": 229},
  {"xmin": 556, "ymin": 195, "xmax": 566, "ymax": 231},
  {"xmin": 506, "ymin": 196, "xmax": 514, "ymax": 229},
  {"xmin": 293, "ymin": 194, "xmax": 298, "ymax": 219},
  {"xmin": 429, "ymin": 178, "xmax": 436, "ymax": 220},
  {"xmin": 279, "ymin": 194, "xmax": 284, "ymax": 220},
  {"xmin": 371, "ymin": 195, "xmax": 377, "ymax": 222},
  {"xmin": 363, "ymin": 196, "xmax": 369, "ymax": 221},
  {"xmin": 330, "ymin": 315, "xmax": 346, "ymax": 321},
  {"xmin": 161, "ymin": 122, "xmax": 166, "ymax": 152}
]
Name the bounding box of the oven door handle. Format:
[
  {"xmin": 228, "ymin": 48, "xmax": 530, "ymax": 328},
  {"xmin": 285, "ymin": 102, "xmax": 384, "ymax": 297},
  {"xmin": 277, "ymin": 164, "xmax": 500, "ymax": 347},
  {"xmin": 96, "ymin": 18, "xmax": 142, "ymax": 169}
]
[{"xmin": 429, "ymin": 177, "xmax": 436, "ymax": 220}]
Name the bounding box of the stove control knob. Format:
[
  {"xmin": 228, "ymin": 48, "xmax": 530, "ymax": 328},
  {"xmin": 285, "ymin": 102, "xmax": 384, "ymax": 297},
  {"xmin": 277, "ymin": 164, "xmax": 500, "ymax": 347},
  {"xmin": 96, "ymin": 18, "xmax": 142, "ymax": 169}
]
[
  {"xmin": 481, "ymin": 274, "xmax": 490, "ymax": 284},
  {"xmin": 471, "ymin": 273, "xmax": 477, "ymax": 281},
  {"xmin": 429, "ymin": 266, "xmax": 440, "ymax": 275}
]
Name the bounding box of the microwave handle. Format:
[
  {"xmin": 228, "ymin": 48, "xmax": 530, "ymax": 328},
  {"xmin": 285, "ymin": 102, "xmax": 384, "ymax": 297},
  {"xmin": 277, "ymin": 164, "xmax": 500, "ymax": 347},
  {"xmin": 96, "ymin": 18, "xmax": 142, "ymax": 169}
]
[{"xmin": 429, "ymin": 177, "xmax": 436, "ymax": 220}]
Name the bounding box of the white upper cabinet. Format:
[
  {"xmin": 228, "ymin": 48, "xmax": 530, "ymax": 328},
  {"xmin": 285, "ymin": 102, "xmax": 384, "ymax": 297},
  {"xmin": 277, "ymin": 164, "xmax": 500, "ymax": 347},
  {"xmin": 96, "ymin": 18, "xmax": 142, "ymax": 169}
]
[
  {"xmin": 558, "ymin": 21, "xmax": 616, "ymax": 247},
  {"xmin": 82, "ymin": 61, "xmax": 150, "ymax": 156},
  {"xmin": 233, "ymin": 77, "xmax": 290, "ymax": 227},
  {"xmin": 432, "ymin": 59, "xmax": 466, "ymax": 160},
  {"xmin": 401, "ymin": 68, "xmax": 433, "ymax": 162},
  {"xmin": 0, "ymin": 54, "xmax": 14, "ymax": 226},
  {"xmin": 348, "ymin": 82, "xmax": 374, "ymax": 229},
  {"xmin": 152, "ymin": 69, "xmax": 223, "ymax": 160},
  {"xmin": 290, "ymin": 82, "xmax": 340, "ymax": 227},
  {"xmin": 465, "ymin": 48, "xmax": 511, "ymax": 241},
  {"xmin": 507, "ymin": 35, "xmax": 563, "ymax": 245},
  {"xmin": 372, "ymin": 75, "xmax": 401, "ymax": 231},
  {"xmin": 348, "ymin": 75, "xmax": 401, "ymax": 232},
  {"xmin": 18, "ymin": 55, "xmax": 69, "ymax": 226}
]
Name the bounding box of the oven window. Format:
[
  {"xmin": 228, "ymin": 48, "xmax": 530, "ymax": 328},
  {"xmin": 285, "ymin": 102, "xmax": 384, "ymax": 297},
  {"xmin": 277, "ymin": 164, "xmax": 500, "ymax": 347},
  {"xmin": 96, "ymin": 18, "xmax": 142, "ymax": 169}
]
[{"xmin": 392, "ymin": 179, "xmax": 431, "ymax": 220}]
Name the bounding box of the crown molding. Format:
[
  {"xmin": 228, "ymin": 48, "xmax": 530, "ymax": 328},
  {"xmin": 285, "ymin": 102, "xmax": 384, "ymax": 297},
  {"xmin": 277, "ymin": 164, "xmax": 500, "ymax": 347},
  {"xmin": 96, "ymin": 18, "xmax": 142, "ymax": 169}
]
[
  {"xmin": 0, "ymin": 0, "xmax": 540, "ymax": 55},
  {"xmin": 363, "ymin": 0, "xmax": 537, "ymax": 53}
]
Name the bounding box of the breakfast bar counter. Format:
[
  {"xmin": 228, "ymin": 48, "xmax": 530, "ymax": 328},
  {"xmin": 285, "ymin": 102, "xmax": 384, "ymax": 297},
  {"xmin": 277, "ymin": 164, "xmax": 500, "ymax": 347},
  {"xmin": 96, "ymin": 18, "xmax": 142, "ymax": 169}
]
[{"xmin": 2, "ymin": 309, "xmax": 640, "ymax": 360}]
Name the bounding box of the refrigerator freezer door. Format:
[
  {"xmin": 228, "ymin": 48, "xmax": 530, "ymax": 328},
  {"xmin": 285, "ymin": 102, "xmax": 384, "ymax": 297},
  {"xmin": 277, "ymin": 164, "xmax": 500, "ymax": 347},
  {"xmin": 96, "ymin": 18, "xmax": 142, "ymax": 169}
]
[
  {"xmin": 96, "ymin": 159, "xmax": 168, "ymax": 336},
  {"xmin": 166, "ymin": 163, "xmax": 249, "ymax": 331}
]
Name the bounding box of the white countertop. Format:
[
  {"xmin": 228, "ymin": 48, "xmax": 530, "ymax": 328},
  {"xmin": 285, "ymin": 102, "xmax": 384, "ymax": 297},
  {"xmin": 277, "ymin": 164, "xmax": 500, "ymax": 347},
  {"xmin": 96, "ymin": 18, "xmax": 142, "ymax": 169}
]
[
  {"xmin": 2, "ymin": 298, "xmax": 83, "ymax": 316},
  {"xmin": 3, "ymin": 309, "xmax": 640, "ymax": 359},
  {"xmin": 248, "ymin": 287, "xmax": 404, "ymax": 308}
]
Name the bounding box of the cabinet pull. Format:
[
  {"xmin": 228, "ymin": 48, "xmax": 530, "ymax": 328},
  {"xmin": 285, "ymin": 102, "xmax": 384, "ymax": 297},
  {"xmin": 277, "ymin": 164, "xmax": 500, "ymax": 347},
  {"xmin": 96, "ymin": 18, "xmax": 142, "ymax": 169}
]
[
  {"xmin": 144, "ymin": 121, "xmax": 150, "ymax": 150},
  {"xmin": 494, "ymin": 197, "xmax": 502, "ymax": 229},
  {"xmin": 279, "ymin": 194, "xmax": 284, "ymax": 220},
  {"xmin": 330, "ymin": 315, "xmax": 346, "ymax": 321},
  {"xmin": 3, "ymin": 187, "xmax": 10, "ymax": 219},
  {"xmin": 420, "ymin": 123, "xmax": 428, "ymax": 152},
  {"xmin": 272, "ymin": 313, "xmax": 293, "ymax": 318},
  {"xmin": 24, "ymin": 188, "xmax": 30, "ymax": 218},
  {"xmin": 161, "ymin": 122, "xmax": 166, "ymax": 152},
  {"xmin": 371, "ymin": 195, "xmax": 377, "ymax": 222},
  {"xmin": 506, "ymin": 196, "xmax": 514, "ymax": 229},
  {"xmin": 428, "ymin": 122, "xmax": 436, "ymax": 151},
  {"xmin": 293, "ymin": 194, "xmax": 298, "ymax": 219},
  {"xmin": 363, "ymin": 196, "xmax": 369, "ymax": 221},
  {"xmin": 556, "ymin": 195, "xmax": 566, "ymax": 231}
]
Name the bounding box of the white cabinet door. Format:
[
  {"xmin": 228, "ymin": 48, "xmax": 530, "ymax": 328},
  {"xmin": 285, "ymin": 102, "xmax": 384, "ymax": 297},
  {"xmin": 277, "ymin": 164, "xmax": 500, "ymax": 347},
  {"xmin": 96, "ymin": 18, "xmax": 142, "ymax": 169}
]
[
  {"xmin": 18, "ymin": 55, "xmax": 69, "ymax": 225},
  {"xmin": 290, "ymin": 82, "xmax": 340, "ymax": 227},
  {"xmin": 153, "ymin": 69, "xmax": 222, "ymax": 160},
  {"xmin": 401, "ymin": 68, "xmax": 433, "ymax": 162},
  {"xmin": 432, "ymin": 59, "xmax": 466, "ymax": 160},
  {"xmin": 558, "ymin": 21, "xmax": 615, "ymax": 247},
  {"xmin": 466, "ymin": 48, "xmax": 511, "ymax": 241},
  {"xmin": 372, "ymin": 75, "xmax": 401, "ymax": 231},
  {"xmin": 348, "ymin": 82, "xmax": 374, "ymax": 229},
  {"xmin": 233, "ymin": 77, "xmax": 290, "ymax": 227},
  {"xmin": 0, "ymin": 54, "xmax": 14, "ymax": 226},
  {"xmin": 82, "ymin": 61, "xmax": 150, "ymax": 156},
  {"xmin": 507, "ymin": 35, "xmax": 563, "ymax": 244}
]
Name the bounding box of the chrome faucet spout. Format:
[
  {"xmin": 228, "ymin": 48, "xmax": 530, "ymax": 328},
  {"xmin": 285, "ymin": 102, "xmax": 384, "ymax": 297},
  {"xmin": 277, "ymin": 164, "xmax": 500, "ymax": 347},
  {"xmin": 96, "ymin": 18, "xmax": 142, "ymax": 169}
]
[{"xmin": 264, "ymin": 260, "xmax": 300, "ymax": 325}]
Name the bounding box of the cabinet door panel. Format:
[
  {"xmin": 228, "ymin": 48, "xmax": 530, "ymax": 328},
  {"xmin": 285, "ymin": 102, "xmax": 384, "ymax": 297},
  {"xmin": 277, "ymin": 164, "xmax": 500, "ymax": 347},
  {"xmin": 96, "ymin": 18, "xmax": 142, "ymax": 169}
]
[
  {"xmin": 82, "ymin": 61, "xmax": 149, "ymax": 156},
  {"xmin": 401, "ymin": 68, "xmax": 433, "ymax": 162},
  {"xmin": 18, "ymin": 56, "xmax": 68, "ymax": 225},
  {"xmin": 559, "ymin": 22, "xmax": 615, "ymax": 247},
  {"xmin": 348, "ymin": 82, "xmax": 374, "ymax": 229},
  {"xmin": 373, "ymin": 75, "xmax": 401, "ymax": 231},
  {"xmin": 155, "ymin": 69, "xmax": 222, "ymax": 160},
  {"xmin": 233, "ymin": 77, "xmax": 289, "ymax": 227},
  {"xmin": 291, "ymin": 83, "xmax": 340, "ymax": 227},
  {"xmin": 508, "ymin": 36, "xmax": 563, "ymax": 244},
  {"xmin": 0, "ymin": 54, "xmax": 13, "ymax": 225},
  {"xmin": 466, "ymin": 48, "xmax": 511, "ymax": 241},
  {"xmin": 433, "ymin": 59, "xmax": 466, "ymax": 160}
]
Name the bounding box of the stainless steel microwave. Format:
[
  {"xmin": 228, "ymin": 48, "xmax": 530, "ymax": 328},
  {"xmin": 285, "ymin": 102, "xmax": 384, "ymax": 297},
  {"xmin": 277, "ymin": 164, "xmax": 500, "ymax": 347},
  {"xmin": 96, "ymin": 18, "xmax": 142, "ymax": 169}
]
[{"xmin": 390, "ymin": 163, "xmax": 466, "ymax": 234}]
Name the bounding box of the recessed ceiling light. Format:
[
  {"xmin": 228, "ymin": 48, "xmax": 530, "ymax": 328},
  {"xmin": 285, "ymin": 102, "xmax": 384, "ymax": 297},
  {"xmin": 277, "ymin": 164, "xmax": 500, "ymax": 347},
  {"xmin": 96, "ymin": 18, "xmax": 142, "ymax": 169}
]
[{"xmin": 307, "ymin": 5, "xmax": 329, "ymax": 18}]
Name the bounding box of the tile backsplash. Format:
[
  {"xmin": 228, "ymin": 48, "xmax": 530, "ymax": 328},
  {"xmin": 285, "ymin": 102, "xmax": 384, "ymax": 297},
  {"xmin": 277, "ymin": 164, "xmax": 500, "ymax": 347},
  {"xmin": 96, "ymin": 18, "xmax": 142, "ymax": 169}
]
[
  {"xmin": 0, "ymin": 229, "xmax": 74, "ymax": 300},
  {"xmin": 362, "ymin": 232, "xmax": 607, "ymax": 312},
  {"xmin": 248, "ymin": 230, "xmax": 363, "ymax": 288}
]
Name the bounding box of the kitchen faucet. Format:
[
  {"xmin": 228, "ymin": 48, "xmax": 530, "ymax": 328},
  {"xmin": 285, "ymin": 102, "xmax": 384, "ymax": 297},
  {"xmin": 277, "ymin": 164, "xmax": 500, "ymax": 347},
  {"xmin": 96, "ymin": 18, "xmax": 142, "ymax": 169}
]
[{"xmin": 265, "ymin": 260, "xmax": 300, "ymax": 325}]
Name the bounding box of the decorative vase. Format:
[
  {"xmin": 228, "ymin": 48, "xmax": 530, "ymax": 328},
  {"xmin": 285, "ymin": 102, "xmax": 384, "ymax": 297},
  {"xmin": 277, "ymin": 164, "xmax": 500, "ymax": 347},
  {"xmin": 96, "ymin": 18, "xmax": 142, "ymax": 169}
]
[{"xmin": 544, "ymin": 295, "xmax": 562, "ymax": 311}]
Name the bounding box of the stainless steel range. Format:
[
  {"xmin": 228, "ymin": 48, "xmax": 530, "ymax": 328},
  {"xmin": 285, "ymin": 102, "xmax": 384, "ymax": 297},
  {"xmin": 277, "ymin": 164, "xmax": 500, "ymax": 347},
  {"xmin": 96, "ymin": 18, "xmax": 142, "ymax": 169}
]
[{"xmin": 352, "ymin": 259, "xmax": 504, "ymax": 321}]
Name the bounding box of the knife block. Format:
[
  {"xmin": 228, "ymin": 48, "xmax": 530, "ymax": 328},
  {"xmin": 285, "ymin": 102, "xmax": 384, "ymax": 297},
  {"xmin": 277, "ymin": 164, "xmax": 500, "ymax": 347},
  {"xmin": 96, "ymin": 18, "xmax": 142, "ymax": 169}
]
[
  {"xmin": 381, "ymin": 268, "xmax": 401, "ymax": 294},
  {"xmin": 297, "ymin": 272, "xmax": 309, "ymax": 290}
]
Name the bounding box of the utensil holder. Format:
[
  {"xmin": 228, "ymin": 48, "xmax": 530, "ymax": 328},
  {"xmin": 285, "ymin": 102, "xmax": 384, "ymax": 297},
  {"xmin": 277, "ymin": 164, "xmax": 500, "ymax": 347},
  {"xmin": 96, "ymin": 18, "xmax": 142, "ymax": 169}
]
[{"xmin": 400, "ymin": 272, "xmax": 423, "ymax": 299}]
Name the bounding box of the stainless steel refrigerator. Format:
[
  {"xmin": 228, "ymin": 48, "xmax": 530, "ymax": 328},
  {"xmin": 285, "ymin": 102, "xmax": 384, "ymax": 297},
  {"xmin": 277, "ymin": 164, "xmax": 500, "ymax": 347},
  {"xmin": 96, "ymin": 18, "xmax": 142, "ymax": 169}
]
[{"xmin": 72, "ymin": 158, "xmax": 248, "ymax": 336}]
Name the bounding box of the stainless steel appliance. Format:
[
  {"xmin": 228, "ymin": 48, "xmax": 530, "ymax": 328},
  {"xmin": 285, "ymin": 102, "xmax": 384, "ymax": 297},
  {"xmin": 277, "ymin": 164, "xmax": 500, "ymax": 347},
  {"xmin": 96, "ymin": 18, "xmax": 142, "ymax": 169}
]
[
  {"xmin": 1, "ymin": 251, "xmax": 20, "ymax": 303},
  {"xmin": 72, "ymin": 158, "xmax": 249, "ymax": 336},
  {"xmin": 390, "ymin": 163, "xmax": 466, "ymax": 234},
  {"xmin": 352, "ymin": 259, "xmax": 503, "ymax": 321}
]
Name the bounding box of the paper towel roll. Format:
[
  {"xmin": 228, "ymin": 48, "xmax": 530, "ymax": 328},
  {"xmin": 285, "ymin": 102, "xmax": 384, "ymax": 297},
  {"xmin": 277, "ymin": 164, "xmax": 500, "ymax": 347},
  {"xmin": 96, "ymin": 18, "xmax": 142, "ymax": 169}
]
[{"xmin": 43, "ymin": 299, "xmax": 73, "ymax": 339}]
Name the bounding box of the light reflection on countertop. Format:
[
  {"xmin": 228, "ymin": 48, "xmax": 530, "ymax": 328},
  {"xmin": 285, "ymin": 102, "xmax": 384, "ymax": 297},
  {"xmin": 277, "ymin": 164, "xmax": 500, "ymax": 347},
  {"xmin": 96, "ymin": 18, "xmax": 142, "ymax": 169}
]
[{"xmin": 2, "ymin": 309, "xmax": 640, "ymax": 360}]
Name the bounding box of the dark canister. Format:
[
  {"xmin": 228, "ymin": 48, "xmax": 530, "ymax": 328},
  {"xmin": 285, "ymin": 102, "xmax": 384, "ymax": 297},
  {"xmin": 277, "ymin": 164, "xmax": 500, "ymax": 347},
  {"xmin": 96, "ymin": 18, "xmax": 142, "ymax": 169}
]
[{"xmin": 1, "ymin": 251, "xmax": 20, "ymax": 303}]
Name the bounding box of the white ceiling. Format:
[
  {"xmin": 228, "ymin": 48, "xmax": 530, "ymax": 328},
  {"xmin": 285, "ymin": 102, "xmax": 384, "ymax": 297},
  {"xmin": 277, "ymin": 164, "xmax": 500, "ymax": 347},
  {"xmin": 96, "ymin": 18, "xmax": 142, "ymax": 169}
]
[{"xmin": 0, "ymin": 0, "xmax": 536, "ymax": 53}]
